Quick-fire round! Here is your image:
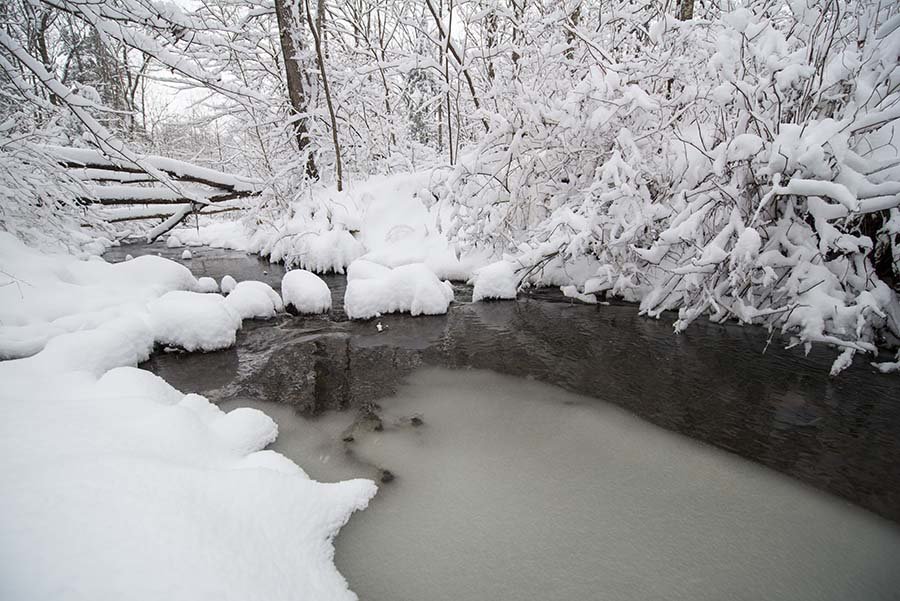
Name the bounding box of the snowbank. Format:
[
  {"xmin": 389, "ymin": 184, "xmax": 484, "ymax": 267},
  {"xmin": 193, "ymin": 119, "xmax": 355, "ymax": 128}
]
[
  {"xmin": 282, "ymin": 270, "xmax": 332, "ymax": 314},
  {"xmin": 472, "ymin": 261, "xmax": 518, "ymax": 302},
  {"xmin": 344, "ymin": 260, "xmax": 454, "ymax": 319},
  {"xmin": 248, "ymin": 174, "xmax": 480, "ymax": 279},
  {"xmin": 224, "ymin": 281, "xmax": 284, "ymax": 319},
  {"xmin": 0, "ymin": 233, "xmax": 376, "ymax": 601},
  {"xmin": 166, "ymin": 220, "xmax": 252, "ymax": 250},
  {"xmin": 0, "ymin": 232, "xmax": 196, "ymax": 360}
]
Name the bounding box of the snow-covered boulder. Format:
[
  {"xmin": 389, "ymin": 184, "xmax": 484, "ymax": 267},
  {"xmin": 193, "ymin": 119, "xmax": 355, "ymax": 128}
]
[
  {"xmin": 181, "ymin": 249, "xmax": 192, "ymax": 260},
  {"xmin": 196, "ymin": 276, "xmax": 219, "ymax": 293},
  {"xmin": 224, "ymin": 280, "xmax": 283, "ymax": 319},
  {"xmin": 344, "ymin": 261, "xmax": 454, "ymax": 319},
  {"xmin": 148, "ymin": 290, "xmax": 242, "ymax": 352},
  {"xmin": 221, "ymin": 275, "xmax": 237, "ymax": 294},
  {"xmin": 282, "ymin": 270, "xmax": 332, "ymax": 314},
  {"xmin": 472, "ymin": 261, "xmax": 518, "ymax": 302}
]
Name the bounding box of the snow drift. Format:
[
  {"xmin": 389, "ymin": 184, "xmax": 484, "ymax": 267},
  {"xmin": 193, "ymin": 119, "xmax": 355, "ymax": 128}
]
[{"xmin": 0, "ymin": 233, "xmax": 376, "ymax": 601}]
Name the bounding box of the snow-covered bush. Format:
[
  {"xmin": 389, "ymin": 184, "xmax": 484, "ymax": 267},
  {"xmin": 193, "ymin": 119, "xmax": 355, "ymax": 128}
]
[{"xmin": 431, "ymin": 0, "xmax": 900, "ymax": 372}]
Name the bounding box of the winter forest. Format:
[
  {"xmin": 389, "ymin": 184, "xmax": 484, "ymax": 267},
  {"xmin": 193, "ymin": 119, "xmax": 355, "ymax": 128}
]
[{"xmin": 2, "ymin": 0, "xmax": 900, "ymax": 599}]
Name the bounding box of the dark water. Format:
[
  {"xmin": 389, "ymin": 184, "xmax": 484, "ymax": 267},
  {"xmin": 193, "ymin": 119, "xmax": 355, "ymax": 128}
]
[{"xmin": 106, "ymin": 242, "xmax": 900, "ymax": 523}]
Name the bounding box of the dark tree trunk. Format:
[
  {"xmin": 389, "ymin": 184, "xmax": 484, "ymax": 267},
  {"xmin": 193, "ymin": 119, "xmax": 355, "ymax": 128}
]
[{"xmin": 274, "ymin": 0, "xmax": 318, "ymax": 179}]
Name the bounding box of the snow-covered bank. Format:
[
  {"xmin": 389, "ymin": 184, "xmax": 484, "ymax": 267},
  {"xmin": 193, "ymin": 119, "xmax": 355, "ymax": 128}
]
[
  {"xmin": 0, "ymin": 233, "xmax": 375, "ymax": 600},
  {"xmin": 168, "ymin": 173, "xmax": 485, "ymax": 281}
]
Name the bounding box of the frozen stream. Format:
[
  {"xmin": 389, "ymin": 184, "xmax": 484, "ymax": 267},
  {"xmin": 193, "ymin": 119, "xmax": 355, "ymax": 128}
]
[
  {"xmin": 226, "ymin": 369, "xmax": 900, "ymax": 601},
  {"xmin": 104, "ymin": 243, "xmax": 900, "ymax": 599}
]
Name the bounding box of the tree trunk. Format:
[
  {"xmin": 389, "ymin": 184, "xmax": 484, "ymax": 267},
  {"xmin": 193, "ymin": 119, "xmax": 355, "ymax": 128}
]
[
  {"xmin": 306, "ymin": 0, "xmax": 343, "ymax": 191},
  {"xmin": 679, "ymin": 0, "xmax": 694, "ymax": 21},
  {"xmin": 274, "ymin": 0, "xmax": 318, "ymax": 179}
]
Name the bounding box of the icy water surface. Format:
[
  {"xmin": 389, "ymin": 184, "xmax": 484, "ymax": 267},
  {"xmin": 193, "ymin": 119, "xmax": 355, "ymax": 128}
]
[
  {"xmin": 225, "ymin": 369, "xmax": 900, "ymax": 601},
  {"xmin": 105, "ymin": 242, "xmax": 900, "ymax": 598}
]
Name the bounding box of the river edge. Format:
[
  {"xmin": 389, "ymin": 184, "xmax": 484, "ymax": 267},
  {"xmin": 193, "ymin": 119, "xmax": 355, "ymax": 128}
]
[{"xmin": 104, "ymin": 241, "xmax": 900, "ymax": 523}]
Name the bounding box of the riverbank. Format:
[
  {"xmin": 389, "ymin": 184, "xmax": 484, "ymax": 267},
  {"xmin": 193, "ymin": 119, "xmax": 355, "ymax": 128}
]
[{"xmin": 108, "ymin": 241, "xmax": 900, "ymax": 524}]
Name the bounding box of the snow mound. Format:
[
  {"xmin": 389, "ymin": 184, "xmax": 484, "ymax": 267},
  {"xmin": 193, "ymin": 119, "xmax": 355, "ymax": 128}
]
[
  {"xmin": 148, "ymin": 290, "xmax": 242, "ymax": 352},
  {"xmin": 181, "ymin": 249, "xmax": 192, "ymax": 260},
  {"xmin": 225, "ymin": 280, "xmax": 284, "ymax": 319},
  {"xmin": 196, "ymin": 276, "xmax": 219, "ymax": 293},
  {"xmin": 282, "ymin": 270, "xmax": 332, "ymax": 314},
  {"xmin": 472, "ymin": 261, "xmax": 518, "ymax": 302},
  {"xmin": 344, "ymin": 260, "xmax": 454, "ymax": 319},
  {"xmin": 221, "ymin": 274, "xmax": 237, "ymax": 294}
]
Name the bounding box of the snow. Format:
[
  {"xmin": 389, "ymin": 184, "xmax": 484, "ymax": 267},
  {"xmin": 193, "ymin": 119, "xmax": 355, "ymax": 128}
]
[
  {"xmin": 0, "ymin": 233, "xmax": 376, "ymax": 601},
  {"xmin": 0, "ymin": 232, "xmax": 196, "ymax": 360},
  {"xmin": 224, "ymin": 280, "xmax": 284, "ymax": 319},
  {"xmin": 561, "ymin": 285, "xmax": 598, "ymax": 304},
  {"xmin": 181, "ymin": 248, "xmax": 192, "ymax": 259},
  {"xmin": 148, "ymin": 290, "xmax": 242, "ymax": 352},
  {"xmin": 248, "ymin": 175, "xmax": 479, "ymax": 280},
  {"xmin": 282, "ymin": 269, "xmax": 332, "ymax": 314},
  {"xmin": 167, "ymin": 221, "xmax": 252, "ymax": 250},
  {"xmin": 344, "ymin": 260, "xmax": 454, "ymax": 319},
  {"xmin": 197, "ymin": 276, "xmax": 219, "ymax": 293},
  {"xmin": 472, "ymin": 261, "xmax": 518, "ymax": 302},
  {"xmin": 220, "ymin": 274, "xmax": 237, "ymax": 294}
]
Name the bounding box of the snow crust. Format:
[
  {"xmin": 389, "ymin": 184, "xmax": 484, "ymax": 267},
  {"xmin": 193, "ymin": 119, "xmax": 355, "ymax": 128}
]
[
  {"xmin": 344, "ymin": 260, "xmax": 454, "ymax": 319},
  {"xmin": 282, "ymin": 269, "xmax": 332, "ymax": 314},
  {"xmin": 0, "ymin": 233, "xmax": 376, "ymax": 601},
  {"xmin": 472, "ymin": 261, "xmax": 518, "ymax": 302},
  {"xmin": 224, "ymin": 280, "xmax": 284, "ymax": 319}
]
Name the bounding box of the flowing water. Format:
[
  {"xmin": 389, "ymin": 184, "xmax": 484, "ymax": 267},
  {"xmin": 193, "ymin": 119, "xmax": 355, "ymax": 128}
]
[{"xmin": 106, "ymin": 242, "xmax": 900, "ymax": 599}]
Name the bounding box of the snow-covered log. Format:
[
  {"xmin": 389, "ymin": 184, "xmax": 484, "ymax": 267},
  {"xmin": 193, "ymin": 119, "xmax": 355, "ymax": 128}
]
[{"xmin": 46, "ymin": 146, "xmax": 264, "ymax": 194}]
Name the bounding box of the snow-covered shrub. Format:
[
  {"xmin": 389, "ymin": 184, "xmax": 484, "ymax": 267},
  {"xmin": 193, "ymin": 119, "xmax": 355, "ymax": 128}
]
[{"xmin": 432, "ymin": 0, "xmax": 900, "ymax": 372}]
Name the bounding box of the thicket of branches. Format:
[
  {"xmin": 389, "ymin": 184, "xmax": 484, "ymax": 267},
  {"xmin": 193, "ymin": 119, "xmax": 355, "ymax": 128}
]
[{"xmin": 2, "ymin": 0, "xmax": 900, "ymax": 370}]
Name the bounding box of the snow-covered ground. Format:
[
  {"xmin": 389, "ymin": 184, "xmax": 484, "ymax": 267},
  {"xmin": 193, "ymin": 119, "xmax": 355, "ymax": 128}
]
[{"xmin": 0, "ymin": 232, "xmax": 375, "ymax": 600}]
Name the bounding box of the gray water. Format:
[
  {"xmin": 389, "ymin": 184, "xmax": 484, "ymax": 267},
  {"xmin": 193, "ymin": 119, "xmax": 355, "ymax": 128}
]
[
  {"xmin": 105, "ymin": 242, "xmax": 900, "ymax": 599},
  {"xmin": 225, "ymin": 369, "xmax": 900, "ymax": 601}
]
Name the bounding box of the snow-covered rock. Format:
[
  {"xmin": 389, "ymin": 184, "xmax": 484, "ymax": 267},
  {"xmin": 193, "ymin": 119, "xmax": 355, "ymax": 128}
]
[
  {"xmin": 220, "ymin": 274, "xmax": 237, "ymax": 294},
  {"xmin": 148, "ymin": 290, "xmax": 242, "ymax": 352},
  {"xmin": 181, "ymin": 249, "xmax": 192, "ymax": 260},
  {"xmin": 225, "ymin": 280, "xmax": 283, "ymax": 319},
  {"xmin": 472, "ymin": 261, "xmax": 518, "ymax": 302},
  {"xmin": 124, "ymin": 254, "xmax": 134, "ymax": 261},
  {"xmin": 282, "ymin": 270, "xmax": 332, "ymax": 314},
  {"xmin": 561, "ymin": 285, "xmax": 598, "ymax": 304},
  {"xmin": 344, "ymin": 261, "xmax": 454, "ymax": 319},
  {"xmin": 196, "ymin": 276, "xmax": 219, "ymax": 293}
]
